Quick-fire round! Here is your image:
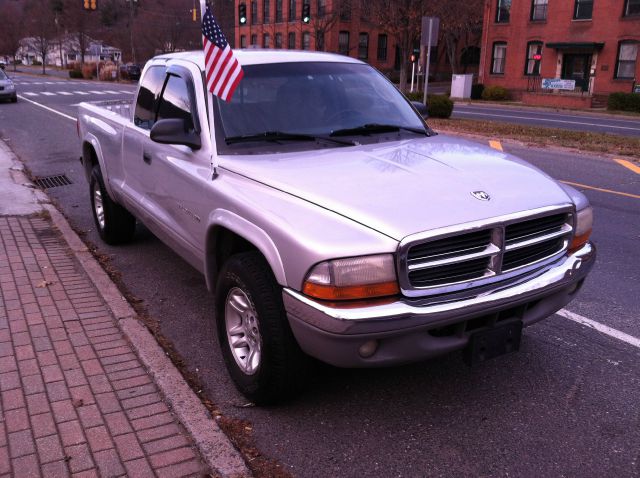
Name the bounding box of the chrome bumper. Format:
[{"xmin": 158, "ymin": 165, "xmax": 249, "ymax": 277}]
[{"xmin": 283, "ymin": 242, "xmax": 595, "ymax": 367}]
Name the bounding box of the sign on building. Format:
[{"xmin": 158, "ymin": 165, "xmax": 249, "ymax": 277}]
[{"xmin": 541, "ymin": 78, "xmax": 576, "ymax": 90}]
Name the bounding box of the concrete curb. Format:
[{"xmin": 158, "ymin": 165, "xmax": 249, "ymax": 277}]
[{"xmin": 1, "ymin": 140, "xmax": 251, "ymax": 477}]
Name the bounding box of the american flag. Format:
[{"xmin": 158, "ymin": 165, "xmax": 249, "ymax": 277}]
[{"xmin": 202, "ymin": 3, "xmax": 243, "ymax": 101}]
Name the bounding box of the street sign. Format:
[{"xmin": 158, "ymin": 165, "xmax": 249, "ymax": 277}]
[
  {"xmin": 633, "ymin": 84, "xmax": 640, "ymax": 94},
  {"xmin": 421, "ymin": 17, "xmax": 440, "ymax": 47},
  {"xmin": 541, "ymin": 78, "xmax": 576, "ymax": 90}
]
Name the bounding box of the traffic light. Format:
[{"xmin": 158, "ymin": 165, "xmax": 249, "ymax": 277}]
[
  {"xmin": 83, "ymin": 0, "xmax": 90, "ymax": 9},
  {"xmin": 84, "ymin": 0, "xmax": 97, "ymax": 10},
  {"xmin": 238, "ymin": 3, "xmax": 247, "ymax": 25},
  {"xmin": 302, "ymin": 2, "xmax": 310, "ymax": 23}
]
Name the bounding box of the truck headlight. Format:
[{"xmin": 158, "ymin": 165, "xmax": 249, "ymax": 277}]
[
  {"xmin": 302, "ymin": 254, "xmax": 399, "ymax": 301},
  {"xmin": 569, "ymin": 206, "xmax": 593, "ymax": 252}
]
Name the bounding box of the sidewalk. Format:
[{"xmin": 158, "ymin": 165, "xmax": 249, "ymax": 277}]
[{"xmin": 0, "ymin": 145, "xmax": 249, "ymax": 477}]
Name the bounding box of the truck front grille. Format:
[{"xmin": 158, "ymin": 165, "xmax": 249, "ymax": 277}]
[{"xmin": 400, "ymin": 209, "xmax": 573, "ymax": 296}]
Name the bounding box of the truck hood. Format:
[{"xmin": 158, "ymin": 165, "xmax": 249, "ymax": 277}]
[{"xmin": 220, "ymin": 135, "xmax": 573, "ymax": 241}]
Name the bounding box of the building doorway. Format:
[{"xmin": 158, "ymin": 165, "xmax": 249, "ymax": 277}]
[{"xmin": 561, "ymin": 54, "xmax": 591, "ymax": 92}]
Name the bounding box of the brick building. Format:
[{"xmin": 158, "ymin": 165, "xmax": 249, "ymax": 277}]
[
  {"xmin": 478, "ymin": 0, "xmax": 640, "ymax": 107},
  {"xmin": 233, "ymin": 0, "xmax": 398, "ymax": 73}
]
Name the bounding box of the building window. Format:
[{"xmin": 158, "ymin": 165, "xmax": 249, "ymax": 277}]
[
  {"xmin": 263, "ymin": 0, "xmax": 270, "ymax": 23},
  {"xmin": 531, "ymin": 0, "xmax": 548, "ymax": 20},
  {"xmin": 340, "ymin": 2, "xmax": 351, "ymax": 21},
  {"xmin": 525, "ymin": 41, "xmax": 543, "ymax": 75},
  {"xmin": 377, "ymin": 34, "xmax": 388, "ymax": 61},
  {"xmin": 358, "ymin": 33, "xmax": 369, "ymax": 60},
  {"xmin": 263, "ymin": 34, "xmax": 270, "ymax": 48},
  {"xmin": 491, "ymin": 42, "xmax": 507, "ymax": 74},
  {"xmin": 615, "ymin": 42, "xmax": 638, "ymax": 79},
  {"xmin": 316, "ymin": 30, "xmax": 325, "ymax": 51},
  {"xmin": 360, "ymin": 0, "xmax": 369, "ymax": 21},
  {"xmin": 275, "ymin": 33, "xmax": 282, "ymax": 48},
  {"xmin": 276, "ymin": 0, "xmax": 283, "ymax": 21},
  {"xmin": 318, "ymin": 0, "xmax": 326, "ymax": 17},
  {"xmin": 302, "ymin": 32, "xmax": 310, "ymax": 50},
  {"xmin": 338, "ymin": 31, "xmax": 350, "ymax": 55},
  {"xmin": 574, "ymin": 0, "xmax": 593, "ymax": 19},
  {"xmin": 288, "ymin": 32, "xmax": 296, "ymax": 49},
  {"xmin": 251, "ymin": 1, "xmax": 258, "ymax": 24},
  {"xmin": 251, "ymin": 34, "xmax": 258, "ymax": 46},
  {"xmin": 240, "ymin": 35, "xmax": 247, "ymax": 48},
  {"xmin": 624, "ymin": 0, "xmax": 640, "ymax": 16},
  {"xmin": 289, "ymin": 0, "xmax": 296, "ymax": 21},
  {"xmin": 496, "ymin": 0, "xmax": 511, "ymax": 23}
]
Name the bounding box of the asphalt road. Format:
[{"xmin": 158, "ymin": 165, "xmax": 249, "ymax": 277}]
[
  {"xmin": 2, "ymin": 72, "xmax": 640, "ymax": 477},
  {"xmin": 452, "ymin": 103, "xmax": 640, "ymax": 137}
]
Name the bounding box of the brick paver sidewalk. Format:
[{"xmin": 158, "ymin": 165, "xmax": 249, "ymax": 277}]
[{"xmin": 0, "ymin": 216, "xmax": 209, "ymax": 477}]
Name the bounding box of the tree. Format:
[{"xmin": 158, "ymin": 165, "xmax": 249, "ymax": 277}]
[
  {"xmin": 25, "ymin": 0, "xmax": 57, "ymax": 74},
  {"xmin": 433, "ymin": 0, "xmax": 483, "ymax": 75},
  {"xmin": 0, "ymin": 3, "xmax": 24, "ymax": 71},
  {"xmin": 370, "ymin": 0, "xmax": 430, "ymax": 93},
  {"xmin": 309, "ymin": 0, "xmax": 342, "ymax": 51}
]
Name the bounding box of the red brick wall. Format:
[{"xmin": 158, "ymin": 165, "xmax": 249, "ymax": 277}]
[{"xmin": 479, "ymin": 0, "xmax": 640, "ymax": 96}]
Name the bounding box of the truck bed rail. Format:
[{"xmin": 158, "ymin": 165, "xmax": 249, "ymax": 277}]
[{"xmin": 86, "ymin": 99, "xmax": 132, "ymax": 119}]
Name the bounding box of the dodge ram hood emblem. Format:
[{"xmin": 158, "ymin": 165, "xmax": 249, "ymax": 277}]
[{"xmin": 471, "ymin": 191, "xmax": 491, "ymax": 201}]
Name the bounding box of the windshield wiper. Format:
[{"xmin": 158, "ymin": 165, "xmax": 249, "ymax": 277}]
[
  {"xmin": 330, "ymin": 123, "xmax": 430, "ymax": 137},
  {"xmin": 226, "ymin": 131, "xmax": 354, "ymax": 146}
]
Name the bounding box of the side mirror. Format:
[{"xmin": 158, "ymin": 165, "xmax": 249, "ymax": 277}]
[
  {"xmin": 411, "ymin": 101, "xmax": 429, "ymax": 119},
  {"xmin": 150, "ymin": 118, "xmax": 201, "ymax": 150}
]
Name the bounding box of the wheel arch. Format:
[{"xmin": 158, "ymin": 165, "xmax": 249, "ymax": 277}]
[
  {"xmin": 81, "ymin": 136, "xmax": 116, "ymax": 199},
  {"xmin": 205, "ymin": 210, "xmax": 287, "ymax": 292}
]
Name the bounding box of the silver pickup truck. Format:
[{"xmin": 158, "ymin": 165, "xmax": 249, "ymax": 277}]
[{"xmin": 78, "ymin": 50, "xmax": 595, "ymax": 403}]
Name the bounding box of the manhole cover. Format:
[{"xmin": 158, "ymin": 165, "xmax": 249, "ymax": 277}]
[{"xmin": 33, "ymin": 174, "xmax": 73, "ymax": 189}]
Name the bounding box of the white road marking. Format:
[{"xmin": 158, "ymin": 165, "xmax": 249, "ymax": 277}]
[
  {"xmin": 558, "ymin": 309, "xmax": 640, "ymax": 349},
  {"xmin": 454, "ymin": 110, "xmax": 640, "ymax": 132},
  {"xmin": 41, "ymin": 92, "xmax": 56, "ymax": 96},
  {"xmin": 23, "ymin": 92, "xmax": 39, "ymax": 96},
  {"xmin": 74, "ymin": 91, "xmax": 89, "ymax": 95},
  {"xmin": 89, "ymin": 90, "xmax": 106, "ymax": 95},
  {"xmin": 44, "ymin": 81, "xmax": 57, "ymax": 84},
  {"xmin": 57, "ymin": 91, "xmax": 73, "ymax": 96},
  {"xmin": 16, "ymin": 95, "xmax": 76, "ymax": 122}
]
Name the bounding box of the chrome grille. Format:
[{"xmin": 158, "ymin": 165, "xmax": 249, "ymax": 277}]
[{"xmin": 399, "ymin": 208, "xmax": 573, "ymax": 297}]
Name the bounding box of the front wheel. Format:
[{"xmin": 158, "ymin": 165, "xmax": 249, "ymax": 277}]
[
  {"xmin": 89, "ymin": 166, "xmax": 136, "ymax": 245},
  {"xmin": 215, "ymin": 251, "xmax": 307, "ymax": 404}
]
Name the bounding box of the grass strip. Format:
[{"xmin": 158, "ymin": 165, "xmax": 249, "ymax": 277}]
[{"xmin": 428, "ymin": 118, "xmax": 640, "ymax": 160}]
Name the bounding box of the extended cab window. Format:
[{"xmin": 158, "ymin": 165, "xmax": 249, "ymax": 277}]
[
  {"xmin": 134, "ymin": 66, "xmax": 166, "ymax": 130},
  {"xmin": 156, "ymin": 75, "xmax": 195, "ymax": 132}
]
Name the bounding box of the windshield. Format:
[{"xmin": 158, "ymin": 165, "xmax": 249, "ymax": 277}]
[
  {"xmin": 215, "ymin": 62, "xmax": 425, "ymax": 143},
  {"xmin": 0, "ymin": 70, "xmax": 8, "ymax": 80}
]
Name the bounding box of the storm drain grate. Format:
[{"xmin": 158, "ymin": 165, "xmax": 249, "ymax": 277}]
[{"xmin": 33, "ymin": 174, "xmax": 73, "ymax": 189}]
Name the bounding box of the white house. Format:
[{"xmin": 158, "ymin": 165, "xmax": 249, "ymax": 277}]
[{"xmin": 17, "ymin": 35, "xmax": 122, "ymax": 67}]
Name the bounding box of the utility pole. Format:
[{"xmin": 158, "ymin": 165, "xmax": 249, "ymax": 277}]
[{"xmin": 127, "ymin": 0, "xmax": 138, "ymax": 63}]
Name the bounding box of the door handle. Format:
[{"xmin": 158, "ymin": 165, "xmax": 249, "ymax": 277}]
[{"xmin": 143, "ymin": 151, "xmax": 152, "ymax": 164}]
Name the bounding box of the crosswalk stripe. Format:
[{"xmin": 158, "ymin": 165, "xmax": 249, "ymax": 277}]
[
  {"xmin": 58, "ymin": 92, "xmax": 73, "ymax": 95},
  {"xmin": 89, "ymin": 90, "xmax": 106, "ymax": 95},
  {"xmin": 23, "ymin": 92, "xmax": 38, "ymax": 96},
  {"xmin": 41, "ymin": 92, "xmax": 55, "ymax": 96},
  {"xmin": 74, "ymin": 91, "xmax": 89, "ymax": 95}
]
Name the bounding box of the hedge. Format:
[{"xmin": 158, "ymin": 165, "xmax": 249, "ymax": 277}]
[
  {"xmin": 607, "ymin": 92, "xmax": 640, "ymax": 113},
  {"xmin": 426, "ymin": 94, "xmax": 454, "ymax": 118},
  {"xmin": 69, "ymin": 70, "xmax": 83, "ymax": 79},
  {"xmin": 481, "ymin": 85, "xmax": 510, "ymax": 101}
]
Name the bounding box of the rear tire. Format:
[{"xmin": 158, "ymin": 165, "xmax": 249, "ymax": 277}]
[
  {"xmin": 90, "ymin": 166, "xmax": 136, "ymax": 245},
  {"xmin": 215, "ymin": 251, "xmax": 307, "ymax": 404}
]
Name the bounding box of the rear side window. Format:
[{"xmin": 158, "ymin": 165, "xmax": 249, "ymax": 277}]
[
  {"xmin": 134, "ymin": 66, "xmax": 166, "ymax": 130},
  {"xmin": 156, "ymin": 75, "xmax": 195, "ymax": 132}
]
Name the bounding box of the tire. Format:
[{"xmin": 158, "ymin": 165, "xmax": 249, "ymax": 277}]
[
  {"xmin": 11, "ymin": 96, "xmax": 17, "ymax": 103},
  {"xmin": 89, "ymin": 166, "xmax": 136, "ymax": 245},
  {"xmin": 215, "ymin": 251, "xmax": 307, "ymax": 404}
]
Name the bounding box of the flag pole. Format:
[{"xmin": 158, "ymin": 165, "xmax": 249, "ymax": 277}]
[{"xmin": 200, "ymin": 0, "xmax": 218, "ymax": 175}]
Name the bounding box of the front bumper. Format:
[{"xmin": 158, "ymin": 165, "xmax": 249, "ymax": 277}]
[
  {"xmin": 0, "ymin": 89, "xmax": 16, "ymax": 100},
  {"xmin": 283, "ymin": 242, "xmax": 595, "ymax": 367}
]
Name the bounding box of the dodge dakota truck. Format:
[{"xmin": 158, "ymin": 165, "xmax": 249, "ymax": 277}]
[{"xmin": 78, "ymin": 50, "xmax": 595, "ymax": 404}]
